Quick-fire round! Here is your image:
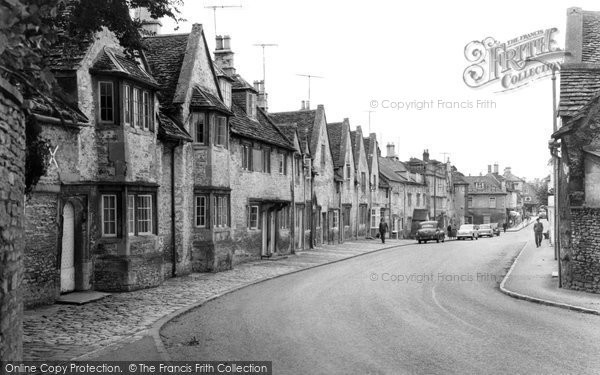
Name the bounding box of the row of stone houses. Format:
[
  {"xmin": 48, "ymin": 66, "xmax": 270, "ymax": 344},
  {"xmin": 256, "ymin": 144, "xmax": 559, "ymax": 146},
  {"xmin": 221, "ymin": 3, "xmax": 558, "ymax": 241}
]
[{"xmin": 21, "ymin": 6, "xmax": 526, "ymax": 307}]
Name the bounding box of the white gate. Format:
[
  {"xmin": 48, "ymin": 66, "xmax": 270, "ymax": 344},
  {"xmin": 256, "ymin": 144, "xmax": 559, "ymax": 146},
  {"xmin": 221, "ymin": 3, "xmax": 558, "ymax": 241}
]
[{"xmin": 60, "ymin": 203, "xmax": 75, "ymax": 293}]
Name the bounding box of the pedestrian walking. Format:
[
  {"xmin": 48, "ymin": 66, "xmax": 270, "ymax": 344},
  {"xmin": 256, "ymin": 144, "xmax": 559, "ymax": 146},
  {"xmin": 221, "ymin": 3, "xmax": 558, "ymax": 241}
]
[
  {"xmin": 379, "ymin": 218, "xmax": 388, "ymax": 244},
  {"xmin": 447, "ymin": 224, "xmax": 452, "ymax": 239},
  {"xmin": 533, "ymin": 218, "xmax": 544, "ymax": 248},
  {"xmin": 503, "ymin": 222, "xmax": 507, "ymax": 233}
]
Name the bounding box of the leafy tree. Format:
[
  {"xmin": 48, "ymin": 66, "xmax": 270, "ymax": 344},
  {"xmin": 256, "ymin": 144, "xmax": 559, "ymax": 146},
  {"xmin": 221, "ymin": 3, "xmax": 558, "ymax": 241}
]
[
  {"xmin": 0, "ymin": 0, "xmax": 183, "ymax": 195},
  {"xmin": 535, "ymin": 180, "xmax": 549, "ymax": 209}
]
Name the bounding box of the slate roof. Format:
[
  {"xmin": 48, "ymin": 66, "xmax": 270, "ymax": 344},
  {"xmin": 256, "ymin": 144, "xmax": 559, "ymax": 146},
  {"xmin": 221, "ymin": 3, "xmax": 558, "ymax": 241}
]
[
  {"xmin": 45, "ymin": 1, "xmax": 95, "ymax": 70},
  {"xmin": 157, "ymin": 110, "xmax": 192, "ymax": 142},
  {"xmin": 463, "ymin": 174, "xmax": 506, "ymax": 194},
  {"xmin": 270, "ymin": 110, "xmax": 317, "ymax": 153},
  {"xmin": 144, "ymin": 33, "xmax": 190, "ymax": 107},
  {"xmin": 349, "ymin": 130, "xmax": 360, "ymax": 168},
  {"xmin": 327, "ymin": 122, "xmax": 343, "ymax": 169},
  {"xmin": 452, "ymin": 171, "xmax": 469, "ymax": 185},
  {"xmin": 378, "ymin": 157, "xmax": 406, "ymax": 183},
  {"xmin": 229, "ymin": 103, "xmax": 294, "ymax": 149},
  {"xmin": 91, "ymin": 47, "xmax": 158, "ymax": 87},
  {"xmin": 582, "ymin": 11, "xmax": 600, "ymax": 64},
  {"xmin": 30, "ymin": 95, "xmax": 89, "ymax": 125},
  {"xmin": 559, "ymin": 67, "xmax": 600, "ymax": 118},
  {"xmin": 190, "ymin": 86, "xmax": 232, "ymax": 114},
  {"xmin": 230, "ymin": 74, "xmax": 257, "ymax": 92}
]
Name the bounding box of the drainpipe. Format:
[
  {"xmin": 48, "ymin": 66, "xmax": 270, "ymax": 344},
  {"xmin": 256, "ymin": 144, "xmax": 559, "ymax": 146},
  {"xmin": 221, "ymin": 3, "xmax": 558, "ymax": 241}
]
[
  {"xmin": 171, "ymin": 144, "xmax": 177, "ymax": 278},
  {"xmin": 290, "ymin": 152, "xmax": 295, "ymax": 254}
]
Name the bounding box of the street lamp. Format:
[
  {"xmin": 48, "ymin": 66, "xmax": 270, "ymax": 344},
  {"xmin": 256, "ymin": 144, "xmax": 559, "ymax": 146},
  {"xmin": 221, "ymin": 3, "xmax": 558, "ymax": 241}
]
[{"xmin": 525, "ymin": 53, "xmax": 571, "ymax": 288}]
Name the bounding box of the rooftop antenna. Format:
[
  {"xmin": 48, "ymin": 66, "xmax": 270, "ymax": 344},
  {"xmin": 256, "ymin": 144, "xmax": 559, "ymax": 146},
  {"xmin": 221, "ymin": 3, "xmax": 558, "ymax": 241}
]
[
  {"xmin": 440, "ymin": 152, "xmax": 450, "ymax": 163},
  {"xmin": 204, "ymin": 4, "xmax": 242, "ymax": 36},
  {"xmin": 253, "ymin": 43, "xmax": 278, "ymax": 89},
  {"xmin": 296, "ymin": 74, "xmax": 323, "ymax": 105},
  {"xmin": 364, "ymin": 110, "xmax": 375, "ymax": 134}
]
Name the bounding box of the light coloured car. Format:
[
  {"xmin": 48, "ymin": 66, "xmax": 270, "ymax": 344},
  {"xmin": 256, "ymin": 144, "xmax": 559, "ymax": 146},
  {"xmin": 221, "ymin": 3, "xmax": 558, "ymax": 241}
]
[
  {"xmin": 478, "ymin": 224, "xmax": 493, "ymax": 238},
  {"xmin": 457, "ymin": 224, "xmax": 479, "ymax": 240}
]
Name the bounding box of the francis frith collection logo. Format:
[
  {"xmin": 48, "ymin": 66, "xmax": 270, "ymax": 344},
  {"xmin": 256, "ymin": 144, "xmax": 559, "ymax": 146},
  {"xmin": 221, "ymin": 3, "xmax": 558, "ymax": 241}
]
[{"xmin": 463, "ymin": 28, "xmax": 563, "ymax": 92}]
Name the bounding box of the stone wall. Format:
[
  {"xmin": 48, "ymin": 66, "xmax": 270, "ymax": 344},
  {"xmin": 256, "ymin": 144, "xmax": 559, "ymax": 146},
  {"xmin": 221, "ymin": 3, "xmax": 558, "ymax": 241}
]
[
  {"xmin": 23, "ymin": 192, "xmax": 59, "ymax": 307},
  {"xmin": 0, "ymin": 78, "xmax": 25, "ymax": 360},
  {"xmin": 563, "ymin": 207, "xmax": 600, "ymax": 293}
]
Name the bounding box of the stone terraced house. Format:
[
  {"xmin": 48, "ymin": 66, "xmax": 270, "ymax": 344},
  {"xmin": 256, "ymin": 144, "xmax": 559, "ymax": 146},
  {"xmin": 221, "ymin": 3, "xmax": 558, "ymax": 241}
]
[
  {"xmin": 364, "ymin": 133, "xmax": 383, "ymax": 237},
  {"xmin": 327, "ymin": 118, "xmax": 356, "ymax": 242},
  {"xmin": 350, "ymin": 126, "xmax": 370, "ymax": 238},
  {"xmin": 553, "ymin": 7, "xmax": 600, "ymax": 294},
  {"xmin": 211, "ymin": 35, "xmax": 298, "ymax": 262},
  {"xmin": 19, "ymin": 7, "xmax": 479, "ymax": 308},
  {"xmin": 463, "ymin": 174, "xmax": 508, "ymax": 225},
  {"xmin": 271, "ymin": 105, "xmax": 339, "ymax": 246},
  {"xmin": 23, "ymin": 9, "xmax": 172, "ymax": 306}
]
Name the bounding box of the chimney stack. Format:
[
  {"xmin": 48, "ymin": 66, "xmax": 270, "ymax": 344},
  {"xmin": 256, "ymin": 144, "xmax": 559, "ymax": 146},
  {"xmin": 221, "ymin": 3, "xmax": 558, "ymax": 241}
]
[
  {"xmin": 565, "ymin": 7, "xmax": 583, "ymax": 64},
  {"xmin": 423, "ymin": 149, "xmax": 430, "ymax": 162},
  {"xmin": 134, "ymin": 8, "xmax": 162, "ymax": 35},
  {"xmin": 305, "ymin": 100, "xmax": 310, "ymax": 110},
  {"xmin": 300, "ymin": 100, "xmax": 305, "ymax": 110},
  {"xmin": 214, "ymin": 35, "xmax": 235, "ymax": 75},
  {"xmin": 504, "ymin": 166, "xmax": 512, "ymax": 176},
  {"xmin": 493, "ymin": 163, "xmax": 499, "ymax": 174},
  {"xmin": 386, "ymin": 143, "xmax": 396, "ymax": 158},
  {"xmin": 488, "ymin": 165, "xmax": 492, "ymax": 174},
  {"xmin": 253, "ymin": 80, "xmax": 268, "ymax": 112}
]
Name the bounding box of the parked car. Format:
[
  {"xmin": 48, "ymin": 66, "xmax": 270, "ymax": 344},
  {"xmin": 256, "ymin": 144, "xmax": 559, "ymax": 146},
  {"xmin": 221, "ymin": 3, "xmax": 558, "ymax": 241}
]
[
  {"xmin": 478, "ymin": 224, "xmax": 494, "ymax": 238},
  {"xmin": 457, "ymin": 224, "xmax": 479, "ymax": 240},
  {"xmin": 416, "ymin": 221, "xmax": 446, "ymax": 244},
  {"xmin": 491, "ymin": 223, "xmax": 501, "ymax": 236}
]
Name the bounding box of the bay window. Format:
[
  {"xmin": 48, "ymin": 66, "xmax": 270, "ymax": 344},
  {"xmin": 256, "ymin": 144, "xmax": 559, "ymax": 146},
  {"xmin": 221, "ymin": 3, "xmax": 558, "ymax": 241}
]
[{"xmin": 99, "ymin": 81, "xmax": 114, "ymax": 123}]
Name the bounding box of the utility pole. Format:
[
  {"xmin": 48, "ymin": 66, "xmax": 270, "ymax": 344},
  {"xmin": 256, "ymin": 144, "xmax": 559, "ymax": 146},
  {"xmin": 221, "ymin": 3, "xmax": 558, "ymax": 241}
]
[
  {"xmin": 204, "ymin": 5, "xmax": 242, "ymax": 36},
  {"xmin": 296, "ymin": 74, "xmax": 323, "ymax": 106},
  {"xmin": 253, "ymin": 43, "xmax": 278, "ymax": 89}
]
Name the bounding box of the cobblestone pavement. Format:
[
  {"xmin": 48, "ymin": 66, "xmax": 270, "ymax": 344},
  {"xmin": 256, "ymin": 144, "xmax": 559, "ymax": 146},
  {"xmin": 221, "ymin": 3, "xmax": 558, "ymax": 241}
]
[{"xmin": 23, "ymin": 239, "xmax": 413, "ymax": 361}]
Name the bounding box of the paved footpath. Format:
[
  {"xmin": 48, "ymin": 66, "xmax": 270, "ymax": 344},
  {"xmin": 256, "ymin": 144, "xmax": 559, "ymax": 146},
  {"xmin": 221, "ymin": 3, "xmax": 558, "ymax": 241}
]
[
  {"xmin": 23, "ymin": 239, "xmax": 412, "ymax": 361},
  {"xmin": 502, "ymin": 219, "xmax": 600, "ymax": 314}
]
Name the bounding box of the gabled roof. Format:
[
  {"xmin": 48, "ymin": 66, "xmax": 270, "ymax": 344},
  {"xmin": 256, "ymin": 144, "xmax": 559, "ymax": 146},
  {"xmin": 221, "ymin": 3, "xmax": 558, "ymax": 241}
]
[
  {"xmin": 350, "ymin": 129, "xmax": 361, "ymax": 169},
  {"xmin": 229, "ymin": 103, "xmax": 294, "ymax": 149},
  {"xmin": 230, "ymin": 74, "xmax": 258, "ymax": 92},
  {"xmin": 91, "ymin": 47, "xmax": 158, "ymax": 87},
  {"xmin": 45, "ymin": 1, "xmax": 95, "ymax": 70},
  {"xmin": 275, "ymin": 123, "xmax": 302, "ymax": 153},
  {"xmin": 30, "ymin": 95, "xmax": 89, "ymax": 125},
  {"xmin": 157, "ymin": 110, "xmax": 192, "ymax": 142},
  {"xmin": 503, "ymin": 171, "xmax": 524, "ymax": 182},
  {"xmin": 144, "ymin": 33, "xmax": 189, "ymax": 108},
  {"xmin": 452, "ymin": 171, "xmax": 469, "ymax": 185},
  {"xmin": 327, "ymin": 122, "xmax": 343, "ymax": 169},
  {"xmin": 270, "ymin": 109, "xmax": 318, "ymax": 154},
  {"xmin": 463, "ymin": 174, "xmax": 506, "ymax": 194},
  {"xmin": 363, "ymin": 134, "xmax": 378, "ymax": 174},
  {"xmin": 190, "ymin": 86, "xmax": 232, "ymax": 115},
  {"xmin": 559, "ymin": 67, "xmax": 600, "ymax": 118},
  {"xmin": 378, "ymin": 157, "xmax": 406, "ymax": 183}
]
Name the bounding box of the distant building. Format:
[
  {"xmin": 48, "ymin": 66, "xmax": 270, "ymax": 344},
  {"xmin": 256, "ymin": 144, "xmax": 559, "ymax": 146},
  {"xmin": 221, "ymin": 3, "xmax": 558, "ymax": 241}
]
[{"xmin": 463, "ymin": 174, "xmax": 508, "ymax": 225}]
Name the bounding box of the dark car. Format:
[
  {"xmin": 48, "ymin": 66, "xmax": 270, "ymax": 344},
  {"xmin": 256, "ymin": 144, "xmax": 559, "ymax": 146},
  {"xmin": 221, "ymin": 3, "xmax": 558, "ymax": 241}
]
[{"xmin": 416, "ymin": 221, "xmax": 445, "ymax": 244}]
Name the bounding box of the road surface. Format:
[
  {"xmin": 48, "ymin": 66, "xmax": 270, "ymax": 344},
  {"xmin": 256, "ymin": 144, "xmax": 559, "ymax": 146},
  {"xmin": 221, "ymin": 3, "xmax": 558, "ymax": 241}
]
[{"xmin": 162, "ymin": 228, "xmax": 600, "ymax": 374}]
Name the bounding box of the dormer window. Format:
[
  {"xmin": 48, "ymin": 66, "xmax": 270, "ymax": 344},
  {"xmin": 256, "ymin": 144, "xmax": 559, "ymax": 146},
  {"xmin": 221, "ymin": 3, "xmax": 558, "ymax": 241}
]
[
  {"xmin": 99, "ymin": 81, "xmax": 114, "ymax": 123},
  {"xmin": 475, "ymin": 182, "xmax": 484, "ymax": 189},
  {"xmin": 247, "ymin": 92, "xmax": 257, "ymax": 118},
  {"xmin": 220, "ymin": 79, "xmax": 232, "ymax": 108}
]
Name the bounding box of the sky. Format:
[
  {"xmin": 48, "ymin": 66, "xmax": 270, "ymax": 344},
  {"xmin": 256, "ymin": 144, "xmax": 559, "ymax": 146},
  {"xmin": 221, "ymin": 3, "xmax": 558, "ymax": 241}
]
[{"xmin": 158, "ymin": 0, "xmax": 600, "ymax": 181}]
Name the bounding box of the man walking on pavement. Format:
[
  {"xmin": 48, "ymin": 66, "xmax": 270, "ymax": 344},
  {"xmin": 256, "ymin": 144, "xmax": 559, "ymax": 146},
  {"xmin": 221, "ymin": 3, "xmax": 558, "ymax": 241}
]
[
  {"xmin": 533, "ymin": 218, "xmax": 544, "ymax": 247},
  {"xmin": 379, "ymin": 218, "xmax": 388, "ymax": 244}
]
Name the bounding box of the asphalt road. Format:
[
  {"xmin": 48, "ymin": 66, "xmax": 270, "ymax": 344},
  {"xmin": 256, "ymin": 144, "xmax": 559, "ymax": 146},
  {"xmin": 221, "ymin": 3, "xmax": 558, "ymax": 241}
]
[{"xmin": 162, "ymin": 228, "xmax": 600, "ymax": 374}]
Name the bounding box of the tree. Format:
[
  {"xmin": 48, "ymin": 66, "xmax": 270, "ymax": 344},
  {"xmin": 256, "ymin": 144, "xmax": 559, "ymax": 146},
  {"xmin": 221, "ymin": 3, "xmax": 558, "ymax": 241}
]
[
  {"xmin": 0, "ymin": 0, "xmax": 183, "ymax": 194},
  {"xmin": 535, "ymin": 180, "xmax": 549, "ymax": 209}
]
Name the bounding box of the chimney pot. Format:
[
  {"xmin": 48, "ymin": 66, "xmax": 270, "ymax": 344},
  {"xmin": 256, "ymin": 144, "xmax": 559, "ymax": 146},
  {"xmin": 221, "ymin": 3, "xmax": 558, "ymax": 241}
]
[
  {"xmin": 386, "ymin": 143, "xmax": 396, "ymax": 158},
  {"xmin": 301, "ymin": 100, "xmax": 305, "ymax": 110},
  {"xmin": 305, "ymin": 100, "xmax": 310, "ymax": 109},
  {"xmin": 222, "ymin": 35, "xmax": 231, "ymax": 50},
  {"xmin": 493, "ymin": 163, "xmax": 499, "ymax": 174},
  {"xmin": 215, "ymin": 35, "xmax": 223, "ymax": 50},
  {"xmin": 488, "ymin": 165, "xmax": 492, "ymax": 174}
]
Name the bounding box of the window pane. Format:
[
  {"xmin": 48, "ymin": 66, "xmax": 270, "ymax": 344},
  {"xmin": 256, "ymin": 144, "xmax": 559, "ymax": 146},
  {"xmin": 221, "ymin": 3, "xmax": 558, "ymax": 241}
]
[
  {"xmin": 99, "ymin": 82, "xmax": 113, "ymax": 122},
  {"xmin": 102, "ymin": 195, "xmax": 117, "ymax": 236},
  {"xmin": 137, "ymin": 195, "xmax": 152, "ymax": 234},
  {"xmin": 133, "ymin": 88, "xmax": 139, "ymax": 127},
  {"xmin": 128, "ymin": 195, "xmax": 135, "ymax": 235}
]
